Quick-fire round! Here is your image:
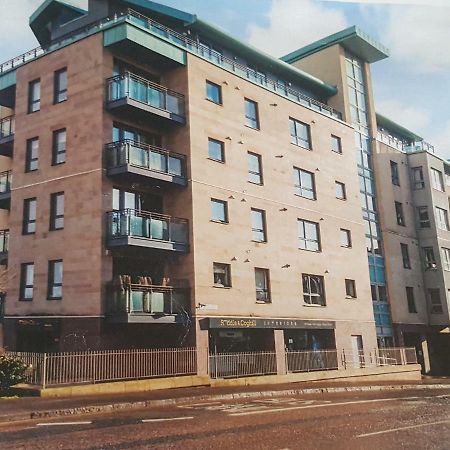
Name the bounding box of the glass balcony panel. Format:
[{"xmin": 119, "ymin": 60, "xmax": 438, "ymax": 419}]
[
  {"xmin": 149, "ymin": 150, "xmax": 167, "ymax": 172},
  {"xmin": 129, "ymin": 144, "xmax": 148, "ymax": 167},
  {"xmin": 131, "ymin": 291, "xmax": 144, "ymax": 312},
  {"xmin": 149, "ymin": 217, "xmax": 169, "ymax": 240},
  {"xmin": 171, "ymin": 221, "xmax": 187, "ymax": 243},
  {"xmin": 151, "ymin": 292, "xmax": 165, "ymax": 313},
  {"xmin": 168, "ymin": 156, "xmax": 182, "ymax": 176},
  {"xmin": 148, "ymin": 86, "xmax": 164, "ymax": 109},
  {"xmin": 166, "ymin": 94, "xmax": 182, "ymax": 115},
  {"xmin": 130, "ymin": 215, "xmax": 147, "ymax": 237}
]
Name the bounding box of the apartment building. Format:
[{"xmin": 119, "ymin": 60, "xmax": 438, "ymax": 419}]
[{"xmin": 0, "ymin": 0, "xmax": 448, "ymax": 372}]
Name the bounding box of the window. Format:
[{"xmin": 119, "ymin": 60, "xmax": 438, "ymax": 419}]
[
  {"xmin": 23, "ymin": 198, "xmax": 37, "ymax": 235},
  {"xmin": 211, "ymin": 198, "xmax": 228, "ymax": 223},
  {"xmin": 340, "ymin": 229, "xmax": 352, "ymax": 248},
  {"xmin": 208, "ymin": 138, "xmax": 224, "ymax": 162},
  {"xmin": 298, "ymin": 219, "xmax": 320, "ymax": 251},
  {"xmin": 290, "ymin": 118, "xmax": 311, "ymax": 149},
  {"xmin": 293, "ymin": 167, "xmax": 315, "ymax": 200},
  {"xmin": 28, "ymin": 79, "xmax": 40, "ymax": 113},
  {"xmin": 25, "ymin": 138, "xmax": 39, "ymax": 172},
  {"xmin": 302, "ymin": 274, "xmax": 325, "ymax": 306},
  {"xmin": 390, "ymin": 160, "xmax": 400, "ymax": 186},
  {"xmin": 52, "ymin": 129, "xmax": 66, "ymax": 165},
  {"xmin": 206, "ymin": 80, "xmax": 222, "ymax": 104},
  {"xmin": 48, "ymin": 260, "xmax": 63, "ymax": 300},
  {"xmin": 435, "ymin": 207, "xmax": 449, "ymax": 231},
  {"xmin": 431, "ymin": 168, "xmax": 444, "ymax": 191},
  {"xmin": 371, "ymin": 284, "xmax": 387, "ymax": 302},
  {"xmin": 213, "ymin": 262, "xmax": 231, "ymax": 287},
  {"xmin": 406, "ymin": 287, "xmax": 417, "ymax": 314},
  {"xmin": 54, "ymin": 68, "xmax": 67, "ymax": 103},
  {"xmin": 417, "ymin": 206, "xmax": 430, "ymax": 228},
  {"xmin": 255, "ymin": 268, "xmax": 270, "ymax": 303},
  {"xmin": 429, "ymin": 288, "xmax": 443, "ymax": 314},
  {"xmin": 50, "ymin": 192, "xmax": 64, "ymax": 230},
  {"xmin": 251, "ymin": 208, "xmax": 267, "ymax": 242},
  {"xmin": 245, "ymin": 98, "xmax": 259, "ymax": 129},
  {"xmin": 395, "ymin": 201, "xmax": 405, "ymax": 226},
  {"xmin": 345, "ymin": 279, "xmax": 357, "ymax": 298},
  {"xmin": 411, "ymin": 167, "xmax": 425, "ymax": 190},
  {"xmin": 19, "ymin": 263, "xmax": 34, "ymax": 301},
  {"xmin": 248, "ymin": 152, "xmax": 263, "ymax": 185},
  {"xmin": 442, "ymin": 248, "xmax": 450, "ymax": 271},
  {"xmin": 335, "ymin": 181, "xmax": 346, "ymax": 200},
  {"xmin": 331, "ymin": 135, "xmax": 342, "ymax": 154},
  {"xmin": 423, "ymin": 247, "xmax": 437, "ymax": 269},
  {"xmin": 400, "ymin": 243, "xmax": 411, "ymax": 269}
]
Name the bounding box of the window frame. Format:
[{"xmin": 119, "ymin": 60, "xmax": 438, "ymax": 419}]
[
  {"xmin": 345, "ymin": 279, "xmax": 357, "ymax": 299},
  {"xmin": 335, "ymin": 181, "xmax": 347, "ymax": 200},
  {"xmin": 435, "ymin": 206, "xmax": 449, "ymax": 231},
  {"xmin": 248, "ymin": 152, "xmax": 263, "ymax": 185},
  {"xmin": 48, "ymin": 259, "xmax": 63, "ymax": 300},
  {"xmin": 417, "ymin": 206, "xmax": 430, "ymax": 228},
  {"xmin": 411, "ymin": 166, "xmax": 425, "ymax": 190},
  {"xmin": 19, "ymin": 262, "xmax": 34, "ymax": 301},
  {"xmin": 293, "ymin": 167, "xmax": 316, "ymax": 200},
  {"xmin": 251, "ymin": 208, "xmax": 267, "ymax": 242},
  {"xmin": 255, "ymin": 268, "xmax": 271, "ymax": 303},
  {"xmin": 25, "ymin": 137, "xmax": 39, "ymax": 172},
  {"xmin": 331, "ymin": 135, "xmax": 342, "ymax": 154},
  {"xmin": 28, "ymin": 79, "xmax": 40, "ymax": 113},
  {"xmin": 302, "ymin": 273, "xmax": 326, "ymax": 306},
  {"xmin": 50, "ymin": 192, "xmax": 65, "ymax": 231},
  {"xmin": 400, "ymin": 243, "xmax": 411, "ymax": 269},
  {"xmin": 290, "ymin": 117, "xmax": 311, "ymax": 150},
  {"xmin": 213, "ymin": 262, "xmax": 231, "ymax": 288},
  {"xmin": 422, "ymin": 246, "xmax": 437, "ymax": 269},
  {"xmin": 210, "ymin": 198, "xmax": 228, "ymax": 224},
  {"xmin": 429, "ymin": 288, "xmax": 443, "ymax": 314},
  {"xmin": 208, "ymin": 138, "xmax": 225, "ymax": 163},
  {"xmin": 431, "ymin": 168, "xmax": 444, "ymax": 192},
  {"xmin": 22, "ymin": 197, "xmax": 37, "ymax": 235},
  {"xmin": 390, "ymin": 160, "xmax": 400, "ymax": 186},
  {"xmin": 298, "ymin": 219, "xmax": 321, "ymax": 252},
  {"xmin": 244, "ymin": 98, "xmax": 260, "ymax": 130},
  {"xmin": 54, "ymin": 68, "xmax": 68, "ymax": 104},
  {"xmin": 52, "ymin": 128, "xmax": 67, "ymax": 165},
  {"xmin": 442, "ymin": 247, "xmax": 450, "ymax": 271},
  {"xmin": 395, "ymin": 201, "xmax": 406, "ymax": 226},
  {"xmin": 205, "ymin": 80, "xmax": 222, "ymax": 105},
  {"xmin": 406, "ymin": 287, "xmax": 417, "ymax": 314},
  {"xmin": 340, "ymin": 228, "xmax": 352, "ymax": 248}
]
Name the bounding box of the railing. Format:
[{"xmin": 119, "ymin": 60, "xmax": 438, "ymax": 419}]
[
  {"xmin": 0, "ymin": 170, "xmax": 12, "ymax": 194},
  {"xmin": 7, "ymin": 347, "xmax": 198, "ymax": 388},
  {"xmin": 106, "ymin": 72, "xmax": 185, "ymax": 117},
  {"xmin": 109, "ymin": 283, "xmax": 191, "ymax": 316},
  {"xmin": 377, "ymin": 130, "xmax": 435, "ymax": 154},
  {"xmin": 286, "ymin": 349, "xmax": 338, "ymax": 373},
  {"xmin": 209, "ymin": 351, "xmax": 277, "ymax": 379},
  {"xmin": 0, "ymin": 48, "xmax": 44, "ymax": 74},
  {"xmin": 0, "ymin": 229, "xmax": 9, "ymax": 254},
  {"xmin": 105, "ymin": 140, "xmax": 186, "ymax": 179},
  {"xmin": 0, "ymin": 116, "xmax": 14, "ymax": 139},
  {"xmin": 107, "ymin": 209, "xmax": 188, "ymax": 245},
  {"xmin": 374, "ymin": 347, "xmax": 417, "ymax": 366}
]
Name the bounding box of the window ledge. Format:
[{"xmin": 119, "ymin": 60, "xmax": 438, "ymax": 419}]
[
  {"xmin": 252, "ymin": 240, "xmax": 268, "ymax": 244},
  {"xmin": 205, "ymin": 98, "xmax": 223, "ymax": 106},
  {"xmin": 248, "ymin": 181, "xmax": 263, "ymax": 186},
  {"xmin": 245, "ymin": 125, "xmax": 260, "ymax": 131},
  {"xmin": 256, "ymin": 301, "xmax": 271, "ymax": 304},
  {"xmin": 336, "ymin": 197, "xmax": 347, "ymax": 201},
  {"xmin": 210, "ymin": 220, "xmax": 229, "ymax": 225},
  {"xmin": 291, "ymin": 142, "xmax": 312, "ymax": 151},
  {"xmin": 345, "ymin": 296, "xmax": 357, "ymax": 300},
  {"xmin": 213, "ymin": 285, "xmax": 232, "ymax": 289},
  {"xmin": 303, "ymin": 303, "xmax": 326, "ymax": 308},
  {"xmin": 207, "ymin": 158, "xmax": 226, "ymax": 164},
  {"xmin": 298, "ymin": 248, "xmax": 321, "ymax": 253},
  {"xmin": 294, "ymin": 193, "xmax": 316, "ymax": 201}
]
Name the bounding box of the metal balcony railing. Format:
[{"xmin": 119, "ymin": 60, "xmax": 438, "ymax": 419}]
[
  {"xmin": 0, "ymin": 116, "xmax": 14, "ymax": 139},
  {"xmin": 0, "ymin": 170, "xmax": 12, "ymax": 194},
  {"xmin": 106, "ymin": 72, "xmax": 185, "ymax": 117},
  {"xmin": 105, "ymin": 140, "xmax": 186, "ymax": 180},
  {"xmin": 107, "ymin": 209, "xmax": 188, "ymax": 245},
  {"xmin": 0, "ymin": 230, "xmax": 9, "ymax": 254},
  {"xmin": 377, "ymin": 130, "xmax": 435, "ymax": 154}
]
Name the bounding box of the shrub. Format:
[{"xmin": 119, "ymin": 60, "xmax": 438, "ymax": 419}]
[{"xmin": 0, "ymin": 354, "xmax": 28, "ymax": 394}]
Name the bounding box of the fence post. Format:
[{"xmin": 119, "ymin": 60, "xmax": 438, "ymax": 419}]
[
  {"xmin": 274, "ymin": 330, "xmax": 287, "ymax": 375},
  {"xmin": 341, "ymin": 349, "xmax": 347, "ymax": 370},
  {"xmin": 41, "ymin": 353, "xmax": 47, "ymax": 389},
  {"xmin": 400, "ymin": 348, "xmax": 406, "ymax": 365}
]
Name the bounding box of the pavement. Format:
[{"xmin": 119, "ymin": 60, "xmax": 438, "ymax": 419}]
[{"xmin": 0, "ymin": 376, "xmax": 449, "ymax": 424}]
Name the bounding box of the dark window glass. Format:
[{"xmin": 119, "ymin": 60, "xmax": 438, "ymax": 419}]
[
  {"xmin": 248, "ymin": 152, "xmax": 263, "ymax": 184},
  {"xmin": 390, "ymin": 160, "xmax": 400, "ymax": 186},
  {"xmin": 50, "ymin": 192, "xmax": 64, "ymax": 230},
  {"xmin": 213, "ymin": 262, "xmax": 231, "ymax": 287},
  {"xmin": 23, "ymin": 198, "xmax": 37, "ymax": 235},
  {"xmin": 335, "ymin": 181, "xmax": 346, "ymax": 200},
  {"xmin": 298, "ymin": 219, "xmax": 320, "ymax": 251},
  {"xmin": 290, "ymin": 118, "xmax": 311, "ymax": 149},
  {"xmin": 423, "ymin": 247, "xmax": 437, "ymax": 269},
  {"xmin": 331, "ymin": 135, "xmax": 342, "ymax": 153},
  {"xmin": 211, "ymin": 198, "xmax": 228, "ymax": 223},
  {"xmin": 245, "ymin": 98, "xmax": 259, "ymax": 129},
  {"xmin": 206, "ymin": 81, "xmax": 222, "ymax": 104},
  {"xmin": 395, "ymin": 201, "xmax": 405, "ymax": 226},
  {"xmin": 251, "ymin": 208, "xmax": 266, "ymax": 242},
  {"xmin": 25, "ymin": 137, "xmax": 39, "ymax": 172},
  {"xmin": 48, "ymin": 260, "xmax": 63, "ymax": 300},
  {"xmin": 19, "ymin": 263, "xmax": 34, "ymax": 301},
  {"xmin": 255, "ymin": 268, "xmax": 270, "ymax": 303},
  {"xmin": 54, "ymin": 68, "xmax": 67, "ymax": 103},
  {"xmin": 345, "ymin": 279, "xmax": 357, "ymax": 298},
  {"xmin": 406, "ymin": 287, "xmax": 417, "ymax": 313},
  {"xmin": 400, "ymin": 243, "xmax": 411, "ymax": 269},
  {"xmin": 28, "ymin": 79, "xmax": 40, "ymax": 113},
  {"xmin": 302, "ymin": 274, "xmax": 325, "ymax": 306},
  {"xmin": 52, "ymin": 129, "xmax": 66, "ymax": 165},
  {"xmin": 208, "ymin": 138, "xmax": 225, "ymax": 162},
  {"xmin": 293, "ymin": 167, "xmax": 315, "ymax": 199}
]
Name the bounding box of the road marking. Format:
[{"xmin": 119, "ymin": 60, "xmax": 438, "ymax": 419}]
[
  {"xmin": 179, "ymin": 401, "xmax": 222, "ymax": 408},
  {"xmin": 228, "ymin": 396, "xmax": 412, "ymax": 417},
  {"xmin": 36, "ymin": 421, "xmax": 92, "ymax": 427},
  {"xmin": 356, "ymin": 419, "xmax": 450, "ymax": 438},
  {"xmin": 141, "ymin": 416, "xmax": 194, "ymax": 423}
]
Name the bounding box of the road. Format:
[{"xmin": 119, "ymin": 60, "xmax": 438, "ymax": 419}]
[{"xmin": 1, "ymin": 388, "xmax": 449, "ymax": 449}]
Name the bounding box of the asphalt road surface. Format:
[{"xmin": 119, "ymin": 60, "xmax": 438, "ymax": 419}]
[{"xmin": 1, "ymin": 388, "xmax": 449, "ymax": 449}]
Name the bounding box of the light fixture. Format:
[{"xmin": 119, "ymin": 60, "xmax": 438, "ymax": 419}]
[
  {"xmin": 238, "ymin": 140, "xmax": 244, "ymax": 144},
  {"xmin": 225, "ymin": 136, "xmax": 232, "ymax": 140},
  {"xmin": 241, "ymin": 198, "xmax": 247, "ymax": 202},
  {"xmin": 279, "ymin": 208, "xmax": 288, "ymax": 212},
  {"xmin": 275, "ymin": 154, "xmax": 284, "ymax": 158},
  {"xmin": 270, "ymin": 103, "xmax": 278, "ymax": 107},
  {"xmin": 235, "ymin": 86, "xmax": 241, "ymax": 90},
  {"xmin": 228, "ymin": 195, "xmax": 235, "ymax": 199},
  {"xmin": 320, "ymin": 217, "xmax": 324, "ymax": 221},
  {"xmin": 244, "ymin": 258, "xmax": 251, "ymax": 263},
  {"xmin": 282, "ymin": 264, "xmax": 291, "ymax": 269},
  {"xmin": 325, "ymin": 270, "xmax": 329, "ymax": 274},
  {"xmin": 231, "ymin": 256, "xmax": 238, "ymax": 261},
  {"xmin": 223, "ymin": 81, "xmax": 229, "ymax": 85}
]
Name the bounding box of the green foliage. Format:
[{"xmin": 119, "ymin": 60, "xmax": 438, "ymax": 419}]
[{"xmin": 0, "ymin": 355, "xmax": 28, "ymax": 394}]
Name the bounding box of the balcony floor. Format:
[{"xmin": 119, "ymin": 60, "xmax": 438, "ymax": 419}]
[
  {"xmin": 106, "ymin": 312, "xmax": 189, "ymax": 324},
  {"xmin": 107, "ymin": 235, "xmax": 189, "ymax": 253}
]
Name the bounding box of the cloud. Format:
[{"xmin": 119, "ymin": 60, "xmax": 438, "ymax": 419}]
[
  {"xmin": 322, "ymin": 0, "xmax": 448, "ymax": 5},
  {"xmin": 432, "ymin": 121, "xmax": 450, "ymax": 158},
  {"xmin": 247, "ymin": 0, "xmax": 348, "ymax": 57}
]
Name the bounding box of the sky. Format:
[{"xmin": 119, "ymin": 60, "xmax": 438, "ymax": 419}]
[{"xmin": 0, "ymin": 0, "xmax": 449, "ymax": 157}]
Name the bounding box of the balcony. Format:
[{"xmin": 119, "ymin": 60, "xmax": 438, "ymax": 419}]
[
  {"xmin": 106, "ymin": 73, "xmax": 185, "ymax": 126},
  {"xmin": 0, "ymin": 116, "xmax": 14, "ymax": 156},
  {"xmin": 106, "ymin": 209, "xmax": 189, "ymax": 253},
  {"xmin": 107, "ymin": 278, "xmax": 191, "ymax": 324},
  {"xmin": 105, "ymin": 140, "xmax": 187, "ymax": 187},
  {"xmin": 0, "ymin": 229, "xmax": 8, "ymax": 264},
  {"xmin": 0, "ymin": 170, "xmax": 11, "ymax": 209}
]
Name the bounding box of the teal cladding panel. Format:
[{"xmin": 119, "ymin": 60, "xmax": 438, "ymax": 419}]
[{"xmin": 0, "ymin": 71, "xmax": 17, "ymax": 91}]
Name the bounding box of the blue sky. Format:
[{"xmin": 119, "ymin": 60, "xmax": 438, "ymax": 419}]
[{"xmin": 1, "ymin": 0, "xmax": 449, "ymax": 157}]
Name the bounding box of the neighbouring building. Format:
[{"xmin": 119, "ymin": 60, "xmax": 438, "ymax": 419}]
[{"xmin": 0, "ymin": 0, "xmax": 448, "ymax": 373}]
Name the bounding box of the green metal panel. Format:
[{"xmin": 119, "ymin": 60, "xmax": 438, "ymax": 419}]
[
  {"xmin": 104, "ymin": 23, "xmax": 186, "ymax": 66},
  {"xmin": 0, "ymin": 71, "xmax": 16, "ymax": 91}
]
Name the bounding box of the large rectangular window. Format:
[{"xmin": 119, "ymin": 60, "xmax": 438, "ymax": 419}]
[
  {"xmin": 48, "ymin": 260, "xmax": 63, "ymax": 300},
  {"xmin": 442, "ymin": 248, "xmax": 450, "ymax": 271},
  {"xmin": 245, "ymin": 98, "xmax": 260, "ymax": 129},
  {"xmin": 395, "ymin": 201, "xmax": 405, "ymax": 226},
  {"xmin": 50, "ymin": 192, "xmax": 64, "ymax": 230},
  {"xmin": 206, "ymin": 80, "xmax": 222, "ymax": 104},
  {"xmin": 208, "ymin": 138, "xmax": 225, "ymax": 162},
  {"xmin": 429, "ymin": 288, "xmax": 443, "ymax": 314},
  {"xmin": 431, "ymin": 168, "xmax": 444, "ymax": 191},
  {"xmin": 211, "ymin": 198, "xmax": 228, "ymax": 223},
  {"xmin": 302, "ymin": 274, "xmax": 325, "ymax": 306},
  {"xmin": 298, "ymin": 219, "xmax": 320, "ymax": 251},
  {"xmin": 340, "ymin": 229, "xmax": 352, "ymax": 248},
  {"xmin": 435, "ymin": 207, "xmax": 449, "ymax": 231},
  {"xmin": 251, "ymin": 208, "xmax": 267, "ymax": 242},
  {"xmin": 28, "ymin": 79, "xmax": 40, "ymax": 113},
  {"xmin": 255, "ymin": 268, "xmax": 270, "ymax": 303},
  {"xmin": 54, "ymin": 68, "xmax": 68, "ymax": 103},
  {"xmin": 335, "ymin": 181, "xmax": 347, "ymax": 200},
  {"xmin": 293, "ymin": 167, "xmax": 315, "ymax": 200},
  {"xmin": 411, "ymin": 166, "xmax": 425, "ymax": 190},
  {"xmin": 345, "ymin": 279, "xmax": 357, "ymax": 298},
  {"xmin": 25, "ymin": 137, "xmax": 39, "ymax": 172},
  {"xmin": 213, "ymin": 262, "xmax": 231, "ymax": 287},
  {"xmin": 422, "ymin": 247, "xmax": 436, "ymax": 269},
  {"xmin": 400, "ymin": 243, "xmax": 411, "ymax": 269},
  {"xmin": 390, "ymin": 160, "xmax": 400, "ymax": 186},
  {"xmin": 23, "ymin": 198, "xmax": 37, "ymax": 235},
  {"xmin": 52, "ymin": 129, "xmax": 66, "ymax": 165},
  {"xmin": 290, "ymin": 118, "xmax": 311, "ymax": 149},
  {"xmin": 19, "ymin": 263, "xmax": 34, "ymax": 301},
  {"xmin": 406, "ymin": 287, "xmax": 417, "ymax": 314},
  {"xmin": 331, "ymin": 135, "xmax": 342, "ymax": 154},
  {"xmin": 417, "ymin": 206, "xmax": 430, "ymax": 228},
  {"xmin": 248, "ymin": 152, "xmax": 263, "ymax": 185}
]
